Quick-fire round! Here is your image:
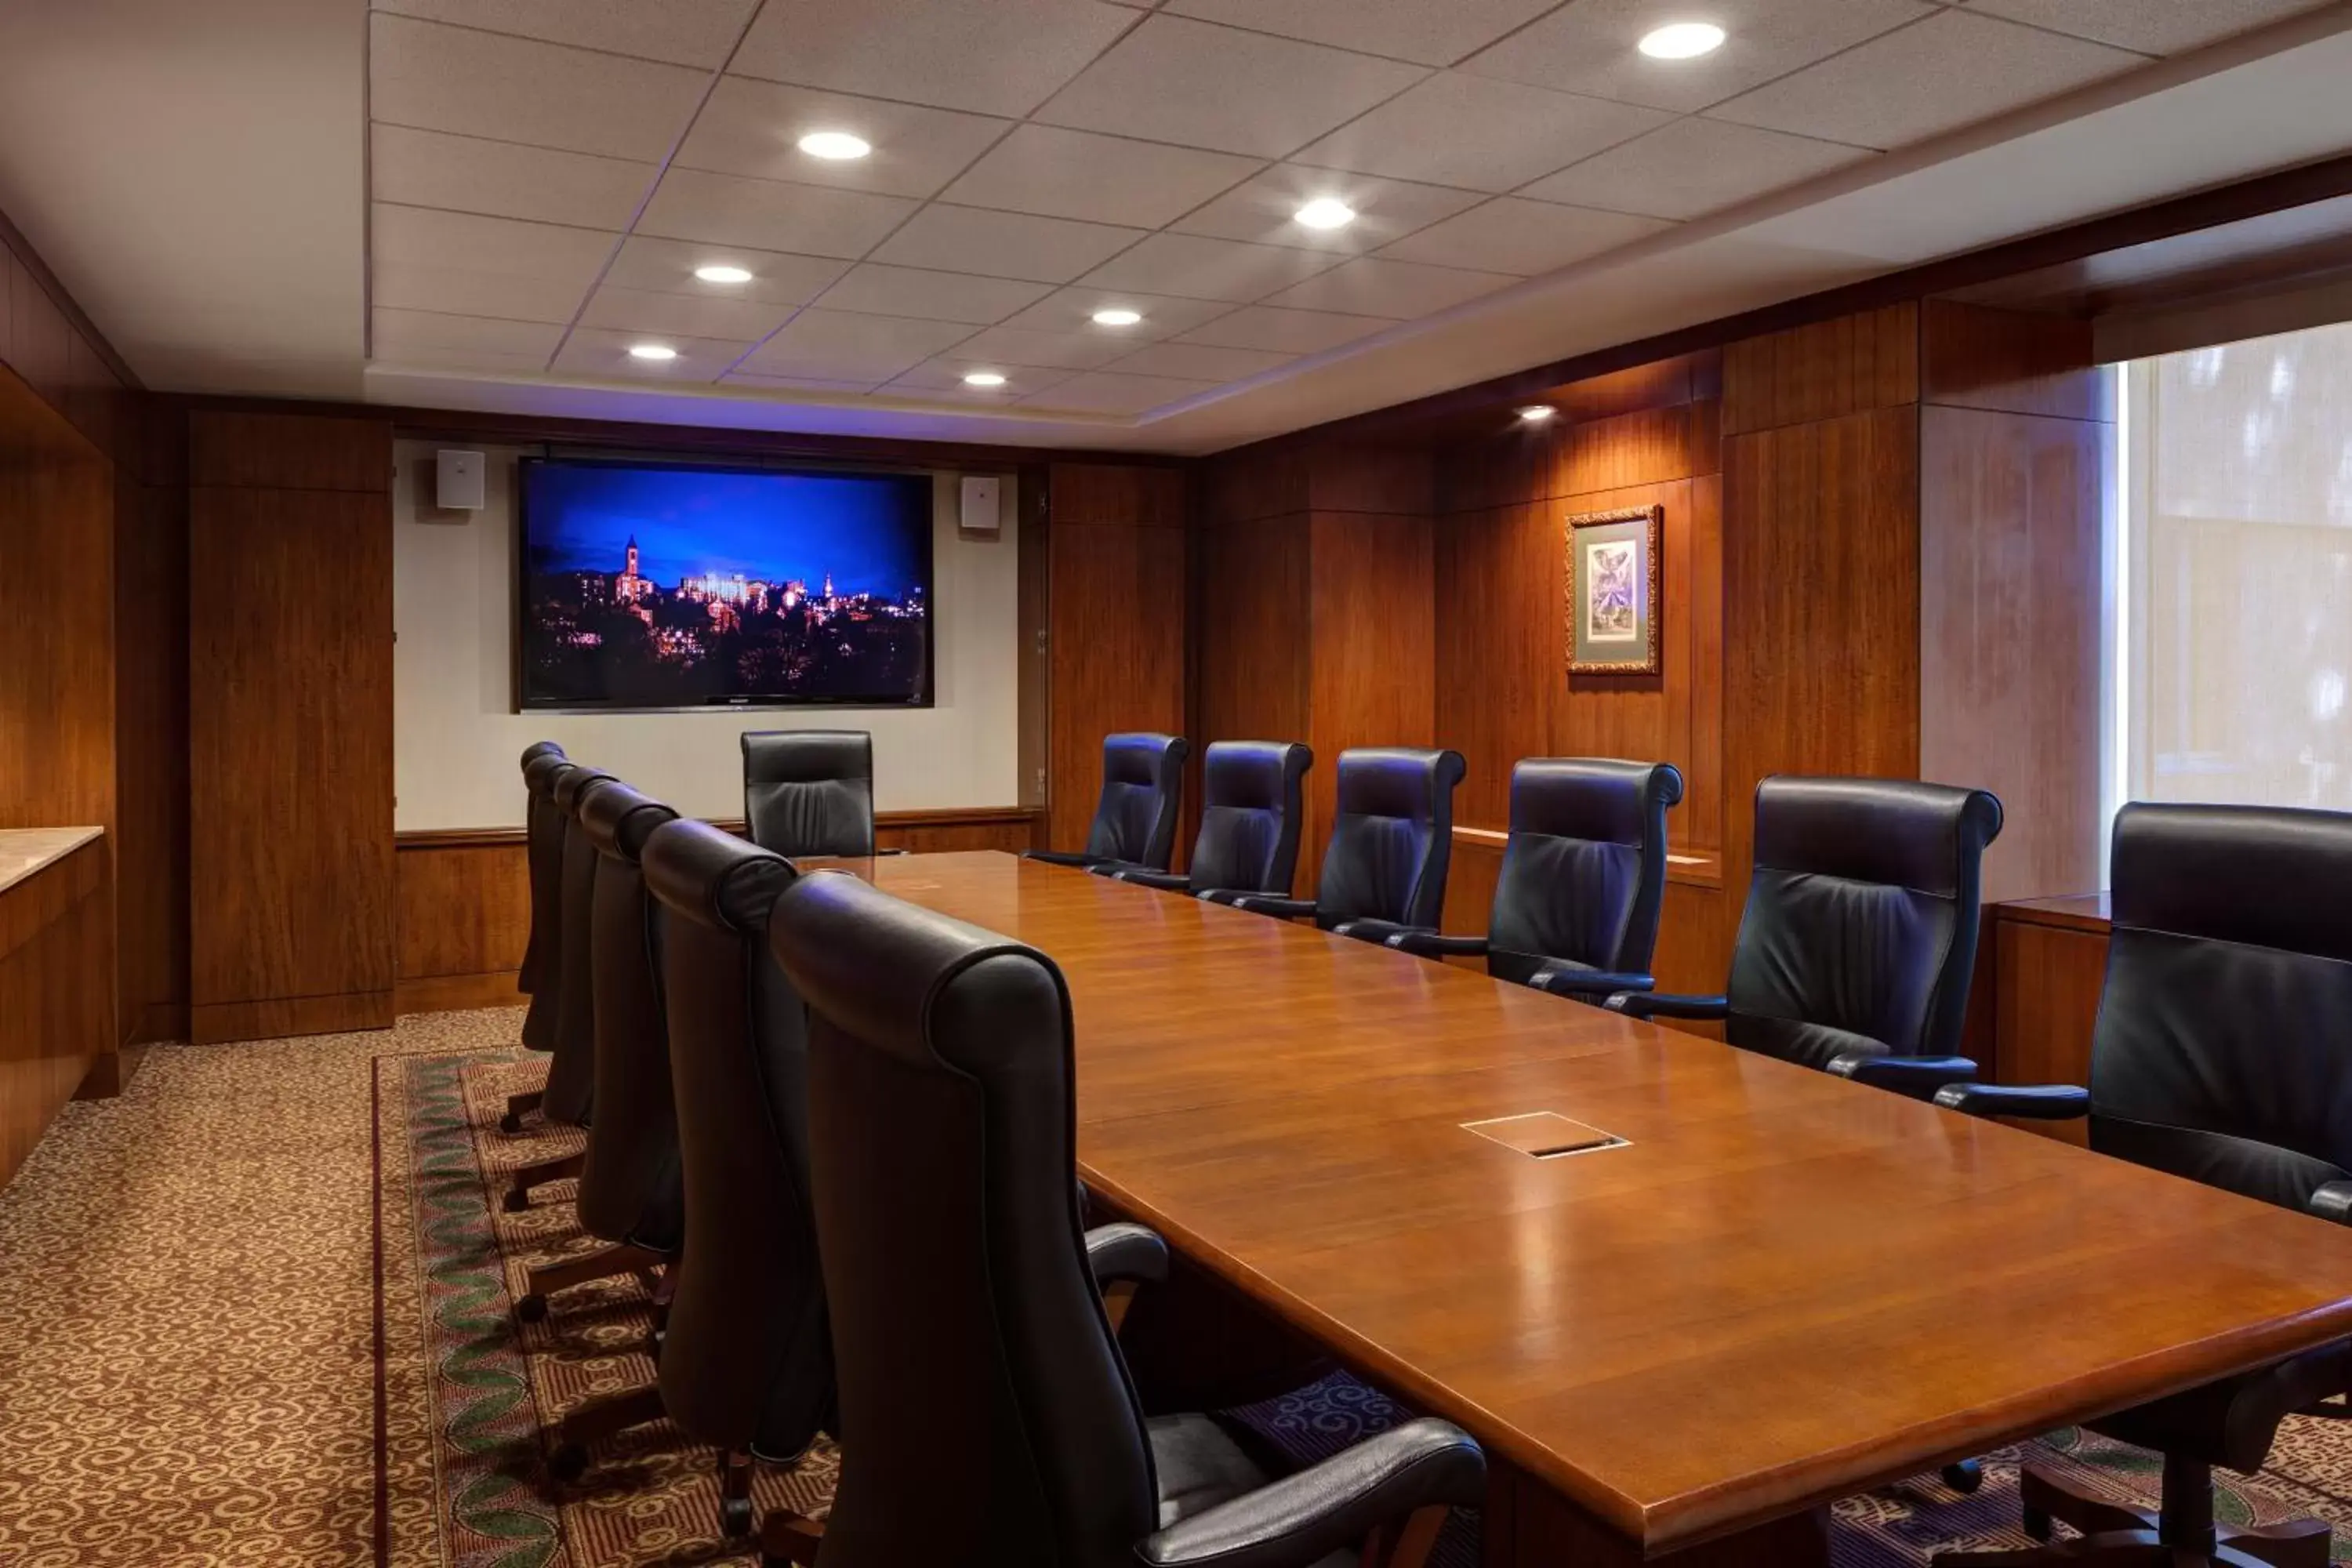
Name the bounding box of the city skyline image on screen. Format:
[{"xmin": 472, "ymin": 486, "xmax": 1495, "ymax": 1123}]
[{"xmin": 517, "ymin": 459, "xmax": 934, "ymax": 710}]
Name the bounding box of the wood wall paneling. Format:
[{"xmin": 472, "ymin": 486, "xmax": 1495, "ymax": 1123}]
[
  {"xmin": 189, "ymin": 413, "xmax": 396, "ymax": 1043},
  {"xmin": 1305, "ymin": 510, "xmax": 1436, "ymax": 895},
  {"xmin": 1721, "ymin": 304, "xmax": 1918, "ymax": 436},
  {"xmin": 1993, "ymin": 913, "xmax": 2109, "ymax": 1145},
  {"xmin": 0, "ymin": 840, "xmax": 111, "ymax": 1188},
  {"xmin": 1434, "ymin": 503, "xmax": 1553, "ymax": 829},
  {"xmin": 114, "ymin": 461, "xmax": 191, "ymax": 1044},
  {"xmin": 1920, "ymin": 300, "xmax": 2109, "ymax": 423}
]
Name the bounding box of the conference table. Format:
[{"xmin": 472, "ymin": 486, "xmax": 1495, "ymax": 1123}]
[{"xmin": 824, "ymin": 850, "xmax": 2352, "ymax": 1566}]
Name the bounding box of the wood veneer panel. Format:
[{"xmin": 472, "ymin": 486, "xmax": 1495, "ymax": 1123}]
[
  {"xmin": 1920, "ymin": 404, "xmax": 2107, "ymax": 903},
  {"xmin": 396, "ymin": 971, "xmax": 523, "ymax": 1015},
  {"xmin": 1206, "ymin": 445, "xmax": 1310, "ymax": 524},
  {"xmin": 189, "ymin": 411, "xmax": 391, "ymax": 492},
  {"xmin": 855, "ymin": 853, "xmax": 2352, "ymax": 1556},
  {"xmin": 0, "ymin": 840, "xmax": 110, "ymax": 1188},
  {"xmin": 1433, "ymin": 503, "xmax": 1552, "ymax": 829},
  {"xmin": 1198, "ymin": 512, "xmax": 1310, "ymax": 750},
  {"xmin": 1552, "ymin": 401, "xmax": 1719, "ymax": 495},
  {"xmin": 1306, "ymin": 510, "xmax": 1434, "ymax": 893},
  {"xmin": 1922, "ymin": 299, "xmax": 2109, "ymax": 423},
  {"xmin": 1721, "ymin": 303, "xmax": 1918, "ymax": 435},
  {"xmin": 1994, "ymin": 917, "xmax": 2107, "ymax": 1145},
  {"xmin": 189, "ymin": 482, "xmax": 395, "ymax": 1022},
  {"xmin": 190, "ymin": 990, "xmax": 394, "ymax": 1044},
  {"xmin": 114, "ymin": 476, "xmax": 191, "ymax": 1047},
  {"xmin": 398, "ymin": 841, "xmax": 529, "ymax": 982},
  {"xmin": 1308, "ymin": 442, "xmax": 1434, "ymax": 515},
  {"xmin": 4, "ymin": 252, "xmax": 73, "ymax": 411},
  {"xmin": 1048, "ymin": 462, "xmax": 1186, "ymax": 528},
  {"xmin": 1045, "ymin": 521, "xmax": 1187, "ymax": 855}
]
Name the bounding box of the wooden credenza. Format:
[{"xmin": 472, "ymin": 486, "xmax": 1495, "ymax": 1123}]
[{"xmin": 0, "ymin": 829, "xmax": 113, "ymax": 1187}]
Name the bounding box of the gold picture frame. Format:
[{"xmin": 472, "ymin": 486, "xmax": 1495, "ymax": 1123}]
[{"xmin": 1566, "ymin": 504, "xmax": 1663, "ymax": 676}]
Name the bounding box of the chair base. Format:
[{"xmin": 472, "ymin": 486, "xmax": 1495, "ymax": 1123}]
[
  {"xmin": 499, "ymin": 1089, "xmax": 543, "ymax": 1135},
  {"xmin": 501, "ymin": 1150, "xmax": 584, "ymax": 1212},
  {"xmin": 1935, "ymin": 1461, "xmax": 2329, "ymax": 1567},
  {"xmin": 515, "ymin": 1243, "xmax": 665, "ymax": 1323},
  {"xmin": 546, "ymin": 1384, "xmax": 668, "ymax": 1482}
]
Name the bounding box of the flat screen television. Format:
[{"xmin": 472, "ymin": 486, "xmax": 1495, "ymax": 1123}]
[{"xmin": 516, "ymin": 458, "xmax": 934, "ymax": 710}]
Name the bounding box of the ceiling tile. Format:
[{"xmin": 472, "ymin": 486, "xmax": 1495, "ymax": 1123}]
[
  {"xmin": 731, "ymin": 0, "xmax": 1140, "ymax": 118},
  {"xmin": 372, "ymin": 307, "xmax": 564, "ymax": 362},
  {"xmin": 601, "ymin": 236, "xmax": 851, "ymax": 306},
  {"xmin": 1707, "ymin": 9, "xmax": 2145, "ymax": 151},
  {"xmin": 1292, "ymin": 72, "xmax": 1671, "ymax": 192},
  {"xmin": 940, "ymin": 324, "xmax": 1138, "ymax": 369},
  {"xmin": 371, "ymin": 0, "xmax": 761, "ymax": 68},
  {"xmin": 1258, "ymin": 255, "xmax": 1515, "ymax": 316},
  {"xmin": 1163, "ymin": 0, "xmax": 1564, "ymax": 67},
  {"xmin": 1076, "ymin": 233, "xmax": 1341, "ymax": 302},
  {"xmin": 1460, "ymin": 0, "xmax": 1937, "ymax": 114},
  {"xmin": 1965, "ymin": 0, "xmax": 2335, "ymax": 55},
  {"xmin": 739, "ymin": 309, "xmax": 979, "ymax": 381},
  {"xmin": 939, "ymin": 125, "xmax": 1263, "ymax": 228},
  {"xmin": 675, "ymin": 77, "xmax": 1012, "ymax": 198},
  {"xmin": 884, "ymin": 356, "xmax": 1077, "ymax": 397},
  {"xmin": 1521, "ymin": 118, "xmax": 1874, "ymax": 220},
  {"xmin": 1377, "ymin": 198, "xmax": 1674, "ymax": 275},
  {"xmin": 722, "ymin": 372, "xmax": 884, "ymax": 395},
  {"xmin": 369, "ymin": 13, "xmax": 708, "ymax": 162},
  {"xmin": 372, "ymin": 204, "xmax": 615, "ymax": 285},
  {"xmin": 869, "ymin": 205, "xmax": 1146, "ymax": 283},
  {"xmin": 994, "ymin": 286, "xmax": 1239, "ymax": 339},
  {"xmin": 636, "ymin": 168, "xmax": 919, "ymax": 258},
  {"xmin": 370, "ymin": 125, "xmax": 652, "ymax": 230},
  {"xmin": 1021, "ymin": 370, "xmax": 1221, "ymax": 414},
  {"xmin": 1104, "ymin": 339, "xmax": 1294, "ymax": 379},
  {"xmin": 578, "ymin": 284, "xmax": 799, "ymax": 339},
  {"xmin": 1035, "ymin": 15, "xmax": 1428, "ymax": 157},
  {"xmin": 371, "ymin": 262, "xmax": 584, "ymax": 325},
  {"xmin": 1171, "ymin": 167, "xmax": 1483, "ymax": 252},
  {"xmin": 1174, "ymin": 304, "xmax": 1395, "ymax": 353},
  {"xmin": 813, "ymin": 263, "xmax": 1056, "ymax": 324},
  {"xmin": 553, "ymin": 326, "xmax": 751, "ymax": 382}
]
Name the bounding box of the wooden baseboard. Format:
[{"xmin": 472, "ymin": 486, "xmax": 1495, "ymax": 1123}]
[
  {"xmin": 74, "ymin": 1043, "xmax": 152, "ymax": 1101},
  {"xmin": 127, "ymin": 1002, "xmax": 189, "ymax": 1047},
  {"xmin": 190, "ymin": 990, "xmax": 395, "ymax": 1044},
  {"xmin": 396, "ymin": 971, "xmax": 522, "ymax": 1015}
]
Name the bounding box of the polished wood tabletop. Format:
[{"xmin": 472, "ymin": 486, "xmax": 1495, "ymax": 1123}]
[{"xmin": 825, "ymin": 851, "xmax": 2352, "ymax": 1556}]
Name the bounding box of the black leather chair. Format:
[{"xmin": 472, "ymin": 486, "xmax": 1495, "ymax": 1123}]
[
  {"xmin": 501, "ymin": 764, "xmax": 616, "ymax": 1213},
  {"xmin": 1097, "ymin": 740, "xmax": 1312, "ymax": 897},
  {"xmin": 1611, "ymin": 776, "xmax": 2002, "ymax": 1087},
  {"xmin": 505, "ymin": 747, "xmax": 574, "ymax": 1134},
  {"xmin": 1351, "ymin": 758, "xmax": 1681, "ymax": 1003},
  {"xmin": 1026, "ymin": 732, "xmax": 1189, "ymax": 871},
  {"xmin": 742, "ymin": 729, "xmax": 882, "ymax": 857},
  {"xmin": 1202, "ymin": 747, "xmax": 1465, "ymax": 935},
  {"xmin": 767, "ymin": 867, "xmax": 1486, "ymax": 1568},
  {"xmin": 1929, "ymin": 804, "xmax": 2352, "ymax": 1568},
  {"xmin": 640, "ymin": 818, "xmax": 832, "ymax": 1543}
]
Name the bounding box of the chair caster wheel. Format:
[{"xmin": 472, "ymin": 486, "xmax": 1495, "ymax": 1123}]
[
  {"xmin": 548, "ymin": 1443, "xmax": 589, "ymax": 1483},
  {"xmin": 499, "ymin": 1111, "xmax": 524, "ymax": 1134},
  {"xmin": 502, "ymin": 1189, "xmax": 530, "ymax": 1214},
  {"xmin": 516, "ymin": 1293, "xmax": 549, "ymax": 1323},
  {"xmin": 1941, "ymin": 1459, "xmax": 1984, "ymax": 1496},
  {"xmin": 721, "ymin": 1494, "xmax": 755, "ymax": 1539}
]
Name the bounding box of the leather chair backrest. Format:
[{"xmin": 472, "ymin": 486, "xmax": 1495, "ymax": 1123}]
[
  {"xmin": 1490, "ymin": 759, "xmax": 1683, "ymax": 987},
  {"xmin": 1724, "ymin": 776, "xmax": 2003, "ymax": 1071},
  {"xmin": 742, "ymin": 729, "xmax": 877, "ymax": 858},
  {"xmin": 770, "ymin": 871, "xmax": 1156, "ymax": 1568},
  {"xmin": 1083, "ymin": 733, "xmax": 1189, "ymax": 869},
  {"xmin": 521, "ymin": 739, "xmax": 566, "ymax": 768},
  {"xmin": 1187, "ymin": 741, "xmax": 1312, "ymax": 895},
  {"xmin": 519, "ymin": 753, "xmax": 575, "ymax": 1047},
  {"xmin": 640, "ymin": 818, "xmax": 829, "ymax": 1458},
  {"xmin": 2089, "ymin": 802, "xmax": 2352, "ymax": 1210},
  {"xmin": 544, "ymin": 766, "xmax": 616, "ymax": 1123},
  {"xmin": 575, "ymin": 781, "xmax": 683, "ymax": 1251},
  {"xmin": 1315, "ymin": 748, "xmax": 1466, "ymax": 931}
]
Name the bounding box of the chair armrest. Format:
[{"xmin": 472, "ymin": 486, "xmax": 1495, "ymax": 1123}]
[
  {"xmin": 873, "ymin": 846, "xmax": 909, "ymax": 857},
  {"xmin": 1085, "ymin": 1222, "xmax": 1169, "ymax": 1288},
  {"xmin": 1931, "ymin": 1083, "xmax": 2091, "ymax": 1120},
  {"xmin": 1529, "ymin": 966, "xmax": 1652, "ymax": 999},
  {"xmin": 1329, "ymin": 918, "xmax": 1421, "ymax": 946},
  {"xmin": 1024, "ymin": 848, "xmax": 1108, "ymax": 869},
  {"xmin": 1392, "ymin": 931, "xmax": 1489, "ymax": 960},
  {"xmin": 2311, "ymin": 1183, "xmax": 2352, "ymax": 1225},
  {"xmin": 1205, "ymin": 892, "xmax": 1316, "ymax": 920},
  {"xmin": 1112, "ymin": 868, "xmax": 1192, "ymax": 892},
  {"xmin": 1606, "ymin": 992, "xmax": 1728, "ymax": 1021},
  {"xmin": 1135, "ymin": 1417, "xmax": 1484, "ymax": 1568},
  {"xmin": 1828, "ymin": 1055, "xmax": 1981, "ymax": 1098}
]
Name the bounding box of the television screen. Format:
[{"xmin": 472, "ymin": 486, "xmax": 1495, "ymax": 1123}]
[{"xmin": 516, "ymin": 459, "xmax": 934, "ymax": 710}]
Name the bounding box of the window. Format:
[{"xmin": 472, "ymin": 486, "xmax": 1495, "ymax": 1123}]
[{"xmin": 2114, "ymin": 321, "xmax": 2352, "ymax": 819}]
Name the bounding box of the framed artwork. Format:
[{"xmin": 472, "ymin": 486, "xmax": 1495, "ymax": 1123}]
[{"xmin": 1566, "ymin": 504, "xmax": 1662, "ymax": 676}]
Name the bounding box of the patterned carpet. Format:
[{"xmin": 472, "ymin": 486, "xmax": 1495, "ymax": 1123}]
[{"xmin": 2, "ymin": 1006, "xmax": 2351, "ymax": 1565}]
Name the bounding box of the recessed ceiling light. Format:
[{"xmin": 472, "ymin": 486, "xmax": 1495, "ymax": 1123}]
[
  {"xmin": 963, "ymin": 371, "xmax": 1007, "ymax": 387},
  {"xmin": 1294, "ymin": 197, "xmax": 1356, "ymax": 230},
  {"xmin": 1516, "ymin": 405, "xmax": 1555, "ymax": 423},
  {"xmin": 1638, "ymin": 21, "xmax": 1726, "ymax": 59},
  {"xmin": 1091, "ymin": 307, "xmax": 1144, "ymax": 328},
  {"xmin": 798, "ymin": 130, "xmax": 872, "ymax": 161},
  {"xmin": 695, "ymin": 263, "xmax": 754, "ymax": 285},
  {"xmin": 629, "ymin": 343, "xmax": 679, "ymax": 361}
]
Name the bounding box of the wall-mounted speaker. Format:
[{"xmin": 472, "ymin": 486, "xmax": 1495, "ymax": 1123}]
[
  {"xmin": 959, "ymin": 474, "xmax": 1002, "ymax": 536},
  {"xmin": 435, "ymin": 449, "xmax": 486, "ymax": 511}
]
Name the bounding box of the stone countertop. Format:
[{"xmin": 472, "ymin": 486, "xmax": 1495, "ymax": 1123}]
[{"xmin": 0, "ymin": 827, "xmax": 102, "ymax": 898}]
